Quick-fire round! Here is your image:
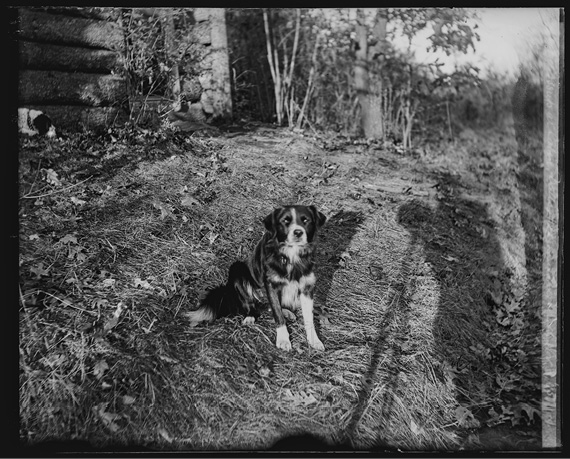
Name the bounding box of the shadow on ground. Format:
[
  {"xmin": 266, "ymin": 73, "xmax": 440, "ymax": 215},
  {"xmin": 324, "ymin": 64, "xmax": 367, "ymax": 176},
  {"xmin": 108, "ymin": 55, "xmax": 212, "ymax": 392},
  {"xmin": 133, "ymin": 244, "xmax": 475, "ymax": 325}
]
[
  {"xmin": 395, "ymin": 173, "xmax": 540, "ymax": 450},
  {"xmin": 313, "ymin": 210, "xmax": 365, "ymax": 338}
]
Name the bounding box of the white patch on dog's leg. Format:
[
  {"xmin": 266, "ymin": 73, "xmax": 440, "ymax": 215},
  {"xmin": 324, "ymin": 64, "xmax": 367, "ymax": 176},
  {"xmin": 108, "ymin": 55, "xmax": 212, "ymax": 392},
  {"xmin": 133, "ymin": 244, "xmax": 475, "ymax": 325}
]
[
  {"xmin": 242, "ymin": 316, "xmax": 255, "ymax": 325},
  {"xmin": 276, "ymin": 325, "xmax": 291, "ymax": 351},
  {"xmin": 300, "ymin": 295, "xmax": 324, "ymax": 351},
  {"xmin": 282, "ymin": 308, "xmax": 296, "ymax": 322}
]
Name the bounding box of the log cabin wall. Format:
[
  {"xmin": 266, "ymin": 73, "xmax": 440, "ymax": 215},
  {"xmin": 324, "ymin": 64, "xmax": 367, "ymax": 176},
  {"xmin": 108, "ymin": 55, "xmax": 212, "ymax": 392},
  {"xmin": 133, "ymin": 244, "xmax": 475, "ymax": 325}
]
[
  {"xmin": 17, "ymin": 7, "xmax": 232, "ymax": 132},
  {"xmin": 17, "ymin": 7, "xmax": 128, "ymax": 132}
]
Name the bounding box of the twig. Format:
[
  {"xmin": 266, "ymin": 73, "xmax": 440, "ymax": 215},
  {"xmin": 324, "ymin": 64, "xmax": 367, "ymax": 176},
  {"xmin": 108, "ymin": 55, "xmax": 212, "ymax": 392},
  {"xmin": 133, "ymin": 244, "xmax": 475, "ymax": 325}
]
[
  {"xmin": 296, "ymin": 32, "xmax": 321, "ymax": 130},
  {"xmin": 40, "ymin": 290, "xmax": 97, "ymax": 316},
  {"xmin": 19, "ymin": 284, "xmax": 27, "ymax": 309},
  {"xmin": 22, "ymin": 176, "xmax": 93, "ymax": 200},
  {"xmin": 25, "ymin": 158, "xmax": 43, "ymax": 197}
]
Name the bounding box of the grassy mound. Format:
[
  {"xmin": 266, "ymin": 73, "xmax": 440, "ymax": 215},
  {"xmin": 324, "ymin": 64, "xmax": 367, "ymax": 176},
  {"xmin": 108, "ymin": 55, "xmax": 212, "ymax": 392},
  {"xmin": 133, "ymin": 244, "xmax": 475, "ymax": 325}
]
[{"xmin": 18, "ymin": 125, "xmax": 542, "ymax": 451}]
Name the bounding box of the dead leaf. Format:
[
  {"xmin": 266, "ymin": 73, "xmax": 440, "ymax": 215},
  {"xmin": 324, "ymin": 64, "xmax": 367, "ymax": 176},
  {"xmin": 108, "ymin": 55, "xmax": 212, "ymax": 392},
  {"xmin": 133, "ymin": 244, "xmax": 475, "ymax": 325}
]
[
  {"xmin": 93, "ymin": 360, "xmax": 109, "ymax": 379},
  {"xmin": 45, "ymin": 169, "xmax": 61, "ymax": 186},
  {"xmin": 181, "ymin": 195, "xmax": 199, "ymax": 207},
  {"xmin": 29, "ymin": 234, "xmax": 40, "ymax": 241},
  {"xmin": 519, "ymin": 402, "xmax": 540, "ymax": 423},
  {"xmin": 259, "ymin": 366, "xmax": 270, "ymax": 378},
  {"xmin": 103, "ymin": 302, "xmax": 125, "ymax": 332},
  {"xmin": 71, "ymin": 196, "xmax": 87, "ymax": 206},
  {"xmin": 30, "ymin": 263, "xmax": 49, "ymax": 279},
  {"xmin": 93, "ymin": 402, "xmax": 121, "ymax": 432},
  {"xmin": 319, "ymin": 313, "xmax": 331, "ymax": 327},
  {"xmin": 122, "ymin": 395, "xmax": 136, "ymax": 405},
  {"xmin": 207, "ymin": 231, "xmax": 219, "ymax": 245},
  {"xmin": 410, "ymin": 419, "xmax": 423, "ymax": 435},
  {"xmin": 455, "ymin": 406, "xmax": 480, "ymax": 429},
  {"xmin": 158, "ymin": 353, "xmax": 178, "ymax": 364},
  {"xmin": 134, "ymin": 278, "xmax": 152, "ymax": 289},
  {"xmin": 152, "ymin": 200, "xmax": 175, "ymax": 220},
  {"xmin": 102, "ymin": 278, "xmax": 116, "ymax": 288},
  {"xmin": 158, "ymin": 428, "xmax": 173, "ymax": 443},
  {"xmin": 92, "ymin": 298, "xmax": 109, "ymax": 309},
  {"xmin": 59, "ymin": 234, "xmax": 78, "ymax": 245}
]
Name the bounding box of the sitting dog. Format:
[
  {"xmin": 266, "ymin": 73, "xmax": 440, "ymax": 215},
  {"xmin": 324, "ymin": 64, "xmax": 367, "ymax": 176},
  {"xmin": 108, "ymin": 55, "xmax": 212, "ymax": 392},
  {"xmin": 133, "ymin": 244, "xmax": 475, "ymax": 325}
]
[{"xmin": 186, "ymin": 205, "xmax": 326, "ymax": 351}]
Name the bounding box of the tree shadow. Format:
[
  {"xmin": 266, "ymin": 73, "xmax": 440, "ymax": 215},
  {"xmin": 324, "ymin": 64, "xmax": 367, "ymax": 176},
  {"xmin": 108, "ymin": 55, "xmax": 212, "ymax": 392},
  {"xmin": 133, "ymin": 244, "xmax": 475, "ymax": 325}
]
[{"xmin": 391, "ymin": 172, "xmax": 541, "ymax": 449}]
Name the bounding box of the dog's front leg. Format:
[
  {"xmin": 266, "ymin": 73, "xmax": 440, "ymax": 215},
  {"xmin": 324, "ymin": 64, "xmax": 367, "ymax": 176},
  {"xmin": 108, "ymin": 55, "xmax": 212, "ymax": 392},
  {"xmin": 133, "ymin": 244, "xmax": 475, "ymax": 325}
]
[
  {"xmin": 300, "ymin": 294, "xmax": 325, "ymax": 351},
  {"xmin": 265, "ymin": 282, "xmax": 291, "ymax": 351}
]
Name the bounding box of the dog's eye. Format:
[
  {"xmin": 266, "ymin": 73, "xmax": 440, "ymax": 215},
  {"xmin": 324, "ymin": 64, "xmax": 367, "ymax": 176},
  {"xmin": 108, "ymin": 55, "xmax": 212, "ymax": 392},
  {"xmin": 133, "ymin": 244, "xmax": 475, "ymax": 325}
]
[
  {"xmin": 283, "ymin": 217, "xmax": 291, "ymax": 225},
  {"xmin": 301, "ymin": 216, "xmax": 310, "ymax": 224}
]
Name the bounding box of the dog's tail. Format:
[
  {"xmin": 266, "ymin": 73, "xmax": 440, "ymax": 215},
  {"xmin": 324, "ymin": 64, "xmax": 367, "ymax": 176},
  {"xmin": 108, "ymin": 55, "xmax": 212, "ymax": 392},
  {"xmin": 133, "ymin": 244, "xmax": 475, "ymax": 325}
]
[{"xmin": 185, "ymin": 261, "xmax": 260, "ymax": 326}]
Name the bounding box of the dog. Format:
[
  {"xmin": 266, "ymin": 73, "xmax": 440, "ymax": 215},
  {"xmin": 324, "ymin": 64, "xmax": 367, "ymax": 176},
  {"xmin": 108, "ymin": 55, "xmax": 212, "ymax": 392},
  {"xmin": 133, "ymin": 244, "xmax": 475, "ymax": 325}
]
[
  {"xmin": 186, "ymin": 205, "xmax": 327, "ymax": 351},
  {"xmin": 18, "ymin": 108, "xmax": 57, "ymax": 138}
]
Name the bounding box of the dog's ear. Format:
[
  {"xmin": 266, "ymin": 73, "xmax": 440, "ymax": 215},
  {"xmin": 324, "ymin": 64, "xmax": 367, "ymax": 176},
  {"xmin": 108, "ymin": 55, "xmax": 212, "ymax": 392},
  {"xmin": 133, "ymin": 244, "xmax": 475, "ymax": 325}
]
[
  {"xmin": 309, "ymin": 205, "xmax": 326, "ymax": 227},
  {"xmin": 263, "ymin": 208, "xmax": 279, "ymax": 233}
]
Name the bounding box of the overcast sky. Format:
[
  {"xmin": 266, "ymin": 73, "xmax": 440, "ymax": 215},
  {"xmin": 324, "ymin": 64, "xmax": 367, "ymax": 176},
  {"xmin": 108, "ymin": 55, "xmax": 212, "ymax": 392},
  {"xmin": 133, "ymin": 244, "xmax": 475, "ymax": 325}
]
[{"xmin": 393, "ymin": 8, "xmax": 560, "ymax": 78}]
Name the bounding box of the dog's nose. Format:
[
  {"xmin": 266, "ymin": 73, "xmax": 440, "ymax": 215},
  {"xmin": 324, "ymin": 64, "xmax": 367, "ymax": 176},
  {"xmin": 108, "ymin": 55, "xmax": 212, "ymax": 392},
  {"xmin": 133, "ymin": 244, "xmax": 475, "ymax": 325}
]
[{"xmin": 294, "ymin": 229, "xmax": 304, "ymax": 238}]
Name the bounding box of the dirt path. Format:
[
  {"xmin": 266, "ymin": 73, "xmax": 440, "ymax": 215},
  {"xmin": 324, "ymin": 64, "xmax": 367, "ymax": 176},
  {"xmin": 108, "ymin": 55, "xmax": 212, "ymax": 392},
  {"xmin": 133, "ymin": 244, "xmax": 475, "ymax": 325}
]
[{"xmin": 19, "ymin": 127, "xmax": 541, "ymax": 451}]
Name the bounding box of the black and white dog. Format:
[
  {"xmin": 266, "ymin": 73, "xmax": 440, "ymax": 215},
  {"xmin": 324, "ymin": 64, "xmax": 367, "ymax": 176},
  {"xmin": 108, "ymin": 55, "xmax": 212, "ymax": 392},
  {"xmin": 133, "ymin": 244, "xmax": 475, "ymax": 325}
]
[
  {"xmin": 18, "ymin": 108, "xmax": 57, "ymax": 138},
  {"xmin": 186, "ymin": 205, "xmax": 326, "ymax": 351}
]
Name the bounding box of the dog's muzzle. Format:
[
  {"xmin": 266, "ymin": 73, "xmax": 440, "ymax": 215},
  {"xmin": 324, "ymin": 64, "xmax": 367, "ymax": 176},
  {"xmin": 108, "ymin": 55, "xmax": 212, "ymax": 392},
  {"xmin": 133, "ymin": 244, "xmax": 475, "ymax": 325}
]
[{"xmin": 288, "ymin": 226, "xmax": 307, "ymax": 244}]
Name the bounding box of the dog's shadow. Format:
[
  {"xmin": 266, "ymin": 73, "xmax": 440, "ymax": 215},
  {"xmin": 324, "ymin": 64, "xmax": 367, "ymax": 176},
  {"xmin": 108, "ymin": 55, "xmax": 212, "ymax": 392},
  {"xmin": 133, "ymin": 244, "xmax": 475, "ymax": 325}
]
[{"xmin": 313, "ymin": 210, "xmax": 364, "ymax": 326}]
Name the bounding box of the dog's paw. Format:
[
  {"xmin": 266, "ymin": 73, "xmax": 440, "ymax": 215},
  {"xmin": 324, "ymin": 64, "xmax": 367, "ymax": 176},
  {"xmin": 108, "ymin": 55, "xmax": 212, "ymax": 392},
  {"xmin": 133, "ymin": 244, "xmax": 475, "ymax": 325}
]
[
  {"xmin": 282, "ymin": 309, "xmax": 296, "ymax": 322},
  {"xmin": 277, "ymin": 338, "xmax": 292, "ymax": 351},
  {"xmin": 242, "ymin": 316, "xmax": 256, "ymax": 325},
  {"xmin": 308, "ymin": 337, "xmax": 325, "ymax": 351},
  {"xmin": 276, "ymin": 326, "xmax": 291, "ymax": 351},
  {"xmin": 306, "ymin": 329, "xmax": 325, "ymax": 351}
]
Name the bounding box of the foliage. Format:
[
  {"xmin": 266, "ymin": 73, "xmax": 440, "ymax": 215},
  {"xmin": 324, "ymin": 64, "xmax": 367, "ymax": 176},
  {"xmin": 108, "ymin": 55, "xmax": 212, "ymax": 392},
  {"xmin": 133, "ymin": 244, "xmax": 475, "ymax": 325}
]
[
  {"xmin": 387, "ymin": 8, "xmax": 480, "ymax": 55},
  {"xmin": 121, "ymin": 8, "xmax": 196, "ymax": 101},
  {"xmin": 231, "ymin": 8, "xmax": 483, "ymax": 144}
]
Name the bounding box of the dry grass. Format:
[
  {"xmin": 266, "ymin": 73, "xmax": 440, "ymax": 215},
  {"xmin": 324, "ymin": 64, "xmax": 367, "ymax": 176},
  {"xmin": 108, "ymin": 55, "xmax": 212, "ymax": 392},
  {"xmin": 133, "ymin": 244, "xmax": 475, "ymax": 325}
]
[{"xmin": 18, "ymin": 126, "xmax": 542, "ymax": 452}]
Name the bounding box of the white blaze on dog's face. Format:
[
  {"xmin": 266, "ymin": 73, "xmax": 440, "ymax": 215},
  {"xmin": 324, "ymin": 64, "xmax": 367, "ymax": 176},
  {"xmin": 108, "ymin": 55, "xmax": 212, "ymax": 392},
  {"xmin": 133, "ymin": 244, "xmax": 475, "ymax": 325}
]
[{"xmin": 283, "ymin": 208, "xmax": 307, "ymax": 245}]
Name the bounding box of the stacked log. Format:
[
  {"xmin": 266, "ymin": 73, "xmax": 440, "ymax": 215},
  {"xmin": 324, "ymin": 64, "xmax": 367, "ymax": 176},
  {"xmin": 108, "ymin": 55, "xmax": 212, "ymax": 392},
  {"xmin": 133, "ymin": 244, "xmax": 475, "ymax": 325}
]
[{"xmin": 18, "ymin": 7, "xmax": 128, "ymax": 132}]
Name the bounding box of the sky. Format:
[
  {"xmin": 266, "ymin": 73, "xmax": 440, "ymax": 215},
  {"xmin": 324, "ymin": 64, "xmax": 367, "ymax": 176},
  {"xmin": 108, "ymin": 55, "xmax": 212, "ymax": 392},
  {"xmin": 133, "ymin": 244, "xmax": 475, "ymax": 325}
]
[{"xmin": 392, "ymin": 8, "xmax": 560, "ymax": 79}]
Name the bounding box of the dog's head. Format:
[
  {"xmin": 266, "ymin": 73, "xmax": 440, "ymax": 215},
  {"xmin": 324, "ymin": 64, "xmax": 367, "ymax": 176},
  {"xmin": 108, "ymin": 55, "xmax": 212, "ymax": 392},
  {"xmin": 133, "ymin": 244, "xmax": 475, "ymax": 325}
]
[{"xmin": 263, "ymin": 205, "xmax": 326, "ymax": 245}]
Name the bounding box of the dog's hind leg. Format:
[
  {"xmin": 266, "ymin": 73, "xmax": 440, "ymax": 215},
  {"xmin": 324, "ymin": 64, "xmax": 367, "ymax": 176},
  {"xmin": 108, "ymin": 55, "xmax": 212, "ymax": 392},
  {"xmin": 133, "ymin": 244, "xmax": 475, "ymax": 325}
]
[{"xmin": 282, "ymin": 308, "xmax": 296, "ymax": 322}]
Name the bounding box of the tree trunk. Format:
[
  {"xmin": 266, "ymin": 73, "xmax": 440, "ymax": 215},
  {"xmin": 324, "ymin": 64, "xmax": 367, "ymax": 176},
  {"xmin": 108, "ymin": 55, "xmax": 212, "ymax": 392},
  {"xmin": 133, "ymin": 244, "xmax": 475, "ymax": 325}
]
[
  {"xmin": 355, "ymin": 8, "xmax": 388, "ymax": 139},
  {"xmin": 162, "ymin": 8, "xmax": 181, "ymax": 103}
]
